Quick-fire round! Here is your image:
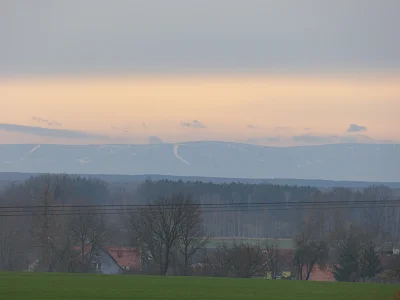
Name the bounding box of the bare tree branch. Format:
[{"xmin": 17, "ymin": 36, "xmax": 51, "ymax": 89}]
[{"xmin": 127, "ymin": 193, "xmax": 202, "ymax": 275}]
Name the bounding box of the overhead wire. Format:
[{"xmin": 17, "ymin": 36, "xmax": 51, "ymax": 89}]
[
  {"xmin": 0, "ymin": 199, "xmax": 399, "ymax": 217},
  {"xmin": 0, "ymin": 199, "xmax": 399, "ymax": 209}
]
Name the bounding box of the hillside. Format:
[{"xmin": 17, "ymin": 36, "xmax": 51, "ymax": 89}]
[{"xmin": 0, "ymin": 142, "xmax": 399, "ymax": 182}]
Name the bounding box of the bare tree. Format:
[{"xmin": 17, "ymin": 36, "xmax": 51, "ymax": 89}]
[
  {"xmin": 52, "ymin": 233, "xmax": 76, "ymax": 272},
  {"xmin": 325, "ymin": 188, "xmax": 354, "ymax": 246},
  {"xmin": 293, "ymin": 208, "xmax": 328, "ymax": 280},
  {"xmin": 0, "ymin": 216, "xmax": 30, "ymax": 271},
  {"xmin": 362, "ymin": 185, "xmax": 392, "ymax": 244},
  {"xmin": 44, "ymin": 220, "xmax": 78, "ymax": 273},
  {"xmin": 0, "ymin": 174, "xmax": 114, "ymax": 273},
  {"xmin": 69, "ymin": 211, "xmax": 112, "ymax": 272},
  {"xmin": 0, "ymin": 192, "xmax": 30, "ymax": 271},
  {"xmin": 127, "ymin": 194, "xmax": 198, "ymax": 275},
  {"xmin": 175, "ymin": 202, "xmax": 209, "ymax": 275},
  {"xmin": 386, "ymin": 254, "xmax": 400, "ymax": 282},
  {"xmin": 262, "ymin": 239, "xmax": 281, "ymax": 279},
  {"xmin": 209, "ymin": 240, "xmax": 266, "ymax": 278},
  {"xmin": 192, "ymin": 242, "xmax": 231, "ymax": 277},
  {"xmin": 31, "ymin": 185, "xmax": 63, "ymax": 272},
  {"xmin": 293, "ymin": 236, "xmax": 328, "ymax": 280}
]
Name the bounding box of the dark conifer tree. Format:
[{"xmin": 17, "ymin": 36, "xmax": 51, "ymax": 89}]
[
  {"xmin": 359, "ymin": 245, "xmax": 383, "ymax": 282},
  {"xmin": 333, "ymin": 239, "xmax": 360, "ymax": 282}
]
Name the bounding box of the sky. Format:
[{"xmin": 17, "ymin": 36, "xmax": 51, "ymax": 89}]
[{"xmin": 1, "ymin": 0, "xmax": 399, "ymax": 146}]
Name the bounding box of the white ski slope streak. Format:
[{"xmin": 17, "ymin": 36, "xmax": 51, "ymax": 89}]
[
  {"xmin": 20, "ymin": 145, "xmax": 41, "ymax": 161},
  {"xmin": 173, "ymin": 144, "xmax": 190, "ymax": 165}
]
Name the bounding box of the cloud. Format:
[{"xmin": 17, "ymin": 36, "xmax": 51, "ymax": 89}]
[
  {"xmin": 1, "ymin": 1, "xmax": 399, "ymax": 76},
  {"xmin": 32, "ymin": 116, "xmax": 62, "ymax": 127},
  {"xmin": 347, "ymin": 124, "xmax": 367, "ymax": 133},
  {"xmin": 148, "ymin": 136, "xmax": 163, "ymax": 144},
  {"xmin": 247, "ymin": 124, "xmax": 258, "ymax": 129},
  {"xmin": 141, "ymin": 122, "xmax": 148, "ymax": 129},
  {"xmin": 180, "ymin": 120, "xmax": 207, "ymax": 129},
  {"xmin": 292, "ymin": 134, "xmax": 374, "ymax": 144},
  {"xmin": 247, "ymin": 136, "xmax": 281, "ymax": 144},
  {"xmin": 110, "ymin": 125, "xmax": 131, "ymax": 134},
  {"xmin": 274, "ymin": 126, "xmax": 293, "ymax": 132},
  {"xmin": 0, "ymin": 123, "xmax": 109, "ymax": 139}
]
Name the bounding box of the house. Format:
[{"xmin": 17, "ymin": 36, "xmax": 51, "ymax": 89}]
[
  {"xmin": 304, "ymin": 243, "xmax": 400, "ymax": 282},
  {"xmin": 93, "ymin": 248, "xmax": 125, "ymax": 275},
  {"xmin": 201, "ymin": 238, "xmax": 337, "ymax": 281},
  {"xmin": 104, "ymin": 246, "xmax": 141, "ymax": 273},
  {"xmin": 72, "ymin": 245, "xmax": 141, "ymax": 274},
  {"xmin": 303, "ymin": 265, "xmax": 335, "ymax": 281}
]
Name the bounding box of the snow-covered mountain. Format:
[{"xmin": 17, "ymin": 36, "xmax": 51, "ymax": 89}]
[{"xmin": 0, "ymin": 142, "xmax": 399, "ymax": 182}]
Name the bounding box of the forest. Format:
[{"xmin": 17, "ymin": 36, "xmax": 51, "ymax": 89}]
[{"xmin": 0, "ymin": 173, "xmax": 399, "ymax": 281}]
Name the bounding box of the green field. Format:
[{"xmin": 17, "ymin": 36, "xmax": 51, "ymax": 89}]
[{"xmin": 0, "ymin": 272, "xmax": 399, "ymax": 300}]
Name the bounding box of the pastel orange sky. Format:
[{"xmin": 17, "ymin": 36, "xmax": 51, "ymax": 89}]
[{"xmin": 1, "ymin": 74, "xmax": 399, "ymax": 146}]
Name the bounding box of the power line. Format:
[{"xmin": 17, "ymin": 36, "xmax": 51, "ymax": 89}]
[
  {"xmin": 0, "ymin": 199, "xmax": 399, "ymax": 210},
  {"xmin": 0, "ymin": 203, "xmax": 399, "ymax": 217},
  {"xmin": 0, "ymin": 203, "xmax": 398, "ymax": 214}
]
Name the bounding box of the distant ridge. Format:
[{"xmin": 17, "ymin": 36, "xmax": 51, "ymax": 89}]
[{"xmin": 0, "ymin": 142, "xmax": 399, "ymax": 182}]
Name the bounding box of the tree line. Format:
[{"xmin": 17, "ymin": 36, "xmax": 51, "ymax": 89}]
[{"xmin": 0, "ymin": 174, "xmax": 399, "ymax": 282}]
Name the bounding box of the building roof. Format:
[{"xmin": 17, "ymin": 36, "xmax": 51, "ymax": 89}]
[
  {"xmin": 72, "ymin": 245, "xmax": 140, "ymax": 270},
  {"xmin": 104, "ymin": 246, "xmax": 140, "ymax": 270},
  {"xmin": 308, "ymin": 266, "xmax": 335, "ymax": 281}
]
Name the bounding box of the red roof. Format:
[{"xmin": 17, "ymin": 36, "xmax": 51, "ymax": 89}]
[
  {"xmin": 104, "ymin": 246, "xmax": 140, "ymax": 270},
  {"xmin": 72, "ymin": 245, "xmax": 140, "ymax": 270},
  {"xmin": 274, "ymin": 249, "xmax": 335, "ymax": 281},
  {"xmin": 307, "ymin": 266, "xmax": 335, "ymax": 281}
]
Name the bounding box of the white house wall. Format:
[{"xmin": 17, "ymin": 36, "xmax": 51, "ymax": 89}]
[{"xmin": 97, "ymin": 250, "xmax": 123, "ymax": 275}]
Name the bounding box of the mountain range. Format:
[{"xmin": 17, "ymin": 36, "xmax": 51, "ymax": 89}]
[{"xmin": 0, "ymin": 142, "xmax": 399, "ymax": 183}]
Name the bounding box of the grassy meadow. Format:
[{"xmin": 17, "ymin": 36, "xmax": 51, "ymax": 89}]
[{"xmin": 0, "ymin": 272, "xmax": 399, "ymax": 300}]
